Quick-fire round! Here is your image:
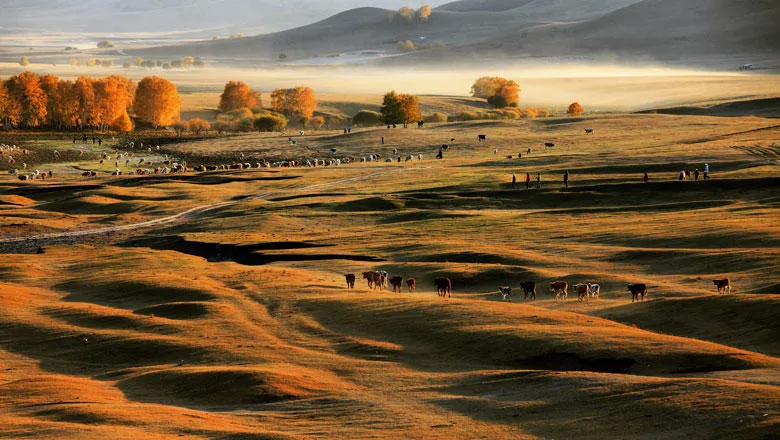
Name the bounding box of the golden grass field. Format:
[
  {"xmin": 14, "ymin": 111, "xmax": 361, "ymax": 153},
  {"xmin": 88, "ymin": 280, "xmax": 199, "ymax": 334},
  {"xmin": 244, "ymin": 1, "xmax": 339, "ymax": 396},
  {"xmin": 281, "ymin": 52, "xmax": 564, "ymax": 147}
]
[{"xmin": 0, "ymin": 94, "xmax": 778, "ymax": 439}]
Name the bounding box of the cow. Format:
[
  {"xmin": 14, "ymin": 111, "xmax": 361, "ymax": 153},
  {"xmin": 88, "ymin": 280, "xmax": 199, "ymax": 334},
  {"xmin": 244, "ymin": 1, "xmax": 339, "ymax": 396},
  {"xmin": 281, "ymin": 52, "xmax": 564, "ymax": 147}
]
[
  {"xmin": 434, "ymin": 277, "xmax": 452, "ymax": 298},
  {"xmin": 362, "ymin": 271, "xmax": 384, "ymax": 290},
  {"xmin": 441, "ymin": 144, "xmax": 449, "ymax": 150},
  {"xmin": 499, "ymin": 286, "xmax": 512, "ymax": 302},
  {"xmin": 389, "ymin": 276, "xmax": 403, "ymax": 293},
  {"xmin": 520, "ymin": 281, "xmax": 536, "ymax": 301},
  {"xmin": 550, "ymin": 281, "xmax": 568, "ymax": 300},
  {"xmin": 575, "ymin": 284, "xmax": 589, "ymax": 301},
  {"xmin": 587, "ymin": 283, "xmax": 600, "ymax": 299},
  {"xmin": 627, "ymin": 284, "xmax": 647, "ymax": 302},
  {"xmin": 713, "ymin": 278, "xmax": 732, "ymax": 294},
  {"xmin": 345, "ymin": 273, "xmax": 356, "ymax": 289},
  {"xmin": 378, "ymin": 270, "xmax": 389, "ymax": 288},
  {"xmin": 478, "ymin": 135, "xmax": 487, "ymax": 142},
  {"xmin": 406, "ymin": 278, "xmax": 416, "ymax": 292},
  {"xmin": 585, "ymin": 128, "xmax": 594, "ymax": 135},
  {"xmin": 544, "ymin": 142, "xmax": 555, "ymax": 149}
]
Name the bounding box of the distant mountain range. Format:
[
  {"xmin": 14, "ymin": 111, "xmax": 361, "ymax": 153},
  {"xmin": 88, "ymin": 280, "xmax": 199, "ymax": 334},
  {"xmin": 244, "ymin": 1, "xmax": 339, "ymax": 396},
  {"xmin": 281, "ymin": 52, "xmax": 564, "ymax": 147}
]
[{"xmin": 128, "ymin": 0, "xmax": 779, "ymax": 69}]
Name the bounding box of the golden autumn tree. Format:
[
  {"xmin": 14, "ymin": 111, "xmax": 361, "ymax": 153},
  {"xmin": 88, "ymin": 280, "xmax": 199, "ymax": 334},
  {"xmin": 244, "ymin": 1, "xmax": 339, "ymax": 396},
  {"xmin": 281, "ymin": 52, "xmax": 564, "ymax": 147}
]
[
  {"xmin": 470, "ymin": 77, "xmax": 500, "ymax": 99},
  {"xmin": 0, "ymin": 81, "xmax": 15, "ymax": 126},
  {"xmin": 218, "ymin": 81, "xmax": 260, "ymax": 113},
  {"xmin": 111, "ymin": 112, "xmax": 134, "ymax": 132},
  {"xmin": 55, "ymin": 80, "xmax": 81, "ymax": 128},
  {"xmin": 270, "ymin": 87, "xmax": 316, "ymax": 120},
  {"xmin": 5, "ymin": 71, "xmax": 48, "ymax": 127},
  {"xmin": 487, "ymin": 78, "xmax": 520, "ymax": 108},
  {"xmin": 188, "ymin": 117, "xmax": 210, "ymax": 135},
  {"xmin": 416, "ymin": 5, "xmax": 432, "ymax": 22},
  {"xmin": 92, "ymin": 75, "xmax": 135, "ymax": 130},
  {"xmin": 567, "ymin": 102, "xmax": 584, "ymax": 116},
  {"xmin": 39, "ymin": 74, "xmax": 60, "ymax": 128},
  {"xmin": 74, "ymin": 76, "xmax": 96, "ymax": 128},
  {"xmin": 133, "ymin": 76, "xmax": 181, "ymax": 127},
  {"xmin": 398, "ymin": 93, "xmax": 421, "ymax": 125}
]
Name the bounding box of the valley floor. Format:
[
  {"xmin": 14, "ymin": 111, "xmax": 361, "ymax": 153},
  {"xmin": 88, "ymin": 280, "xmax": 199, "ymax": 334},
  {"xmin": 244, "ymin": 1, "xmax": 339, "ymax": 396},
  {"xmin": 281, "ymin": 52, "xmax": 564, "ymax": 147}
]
[{"xmin": 0, "ymin": 113, "xmax": 778, "ymax": 439}]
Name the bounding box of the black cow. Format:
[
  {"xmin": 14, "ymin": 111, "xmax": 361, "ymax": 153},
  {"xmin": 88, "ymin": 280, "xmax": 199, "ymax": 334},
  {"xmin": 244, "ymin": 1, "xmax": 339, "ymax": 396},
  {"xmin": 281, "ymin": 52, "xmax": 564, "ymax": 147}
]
[{"xmin": 627, "ymin": 284, "xmax": 647, "ymax": 302}]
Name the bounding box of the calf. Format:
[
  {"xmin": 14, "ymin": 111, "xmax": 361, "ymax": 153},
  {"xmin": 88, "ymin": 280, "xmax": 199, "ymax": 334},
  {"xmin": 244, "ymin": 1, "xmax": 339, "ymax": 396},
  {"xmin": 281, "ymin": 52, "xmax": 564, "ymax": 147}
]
[
  {"xmin": 520, "ymin": 281, "xmax": 536, "ymax": 301},
  {"xmin": 499, "ymin": 286, "xmax": 512, "ymax": 302},
  {"xmin": 584, "ymin": 128, "xmax": 594, "ymax": 135},
  {"xmin": 345, "ymin": 273, "xmax": 356, "ymax": 289},
  {"xmin": 544, "ymin": 142, "xmax": 555, "ymax": 149},
  {"xmin": 713, "ymin": 278, "xmax": 732, "ymax": 294},
  {"xmin": 575, "ymin": 284, "xmax": 589, "ymax": 301},
  {"xmin": 550, "ymin": 281, "xmax": 568, "ymax": 300},
  {"xmin": 406, "ymin": 278, "xmax": 416, "ymax": 292},
  {"xmin": 434, "ymin": 277, "xmax": 452, "ymax": 298},
  {"xmin": 627, "ymin": 284, "xmax": 647, "ymax": 302}
]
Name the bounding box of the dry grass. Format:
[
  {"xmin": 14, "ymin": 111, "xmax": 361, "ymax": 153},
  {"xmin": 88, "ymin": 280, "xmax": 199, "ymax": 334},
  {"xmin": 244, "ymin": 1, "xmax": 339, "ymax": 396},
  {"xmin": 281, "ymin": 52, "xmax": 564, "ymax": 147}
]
[{"xmin": 0, "ymin": 108, "xmax": 778, "ymax": 439}]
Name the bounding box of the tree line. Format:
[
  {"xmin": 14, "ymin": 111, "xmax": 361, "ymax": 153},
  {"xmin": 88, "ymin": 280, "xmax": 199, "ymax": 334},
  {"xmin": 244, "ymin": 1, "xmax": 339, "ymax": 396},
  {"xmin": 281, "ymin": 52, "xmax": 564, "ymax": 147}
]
[{"xmin": 0, "ymin": 71, "xmax": 183, "ymax": 131}]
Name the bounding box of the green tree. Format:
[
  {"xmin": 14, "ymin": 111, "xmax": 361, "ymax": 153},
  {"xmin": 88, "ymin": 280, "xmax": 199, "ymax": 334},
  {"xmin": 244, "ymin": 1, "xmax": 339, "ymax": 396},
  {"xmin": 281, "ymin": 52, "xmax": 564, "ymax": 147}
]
[{"xmin": 380, "ymin": 91, "xmax": 403, "ymax": 125}]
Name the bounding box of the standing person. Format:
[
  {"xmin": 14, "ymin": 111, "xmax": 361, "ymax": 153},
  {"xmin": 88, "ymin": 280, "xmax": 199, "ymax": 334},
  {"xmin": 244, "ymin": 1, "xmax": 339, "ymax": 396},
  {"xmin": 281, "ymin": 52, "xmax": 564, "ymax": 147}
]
[
  {"xmin": 381, "ymin": 136, "xmax": 384, "ymax": 145},
  {"xmin": 679, "ymin": 170, "xmax": 685, "ymax": 181},
  {"xmin": 563, "ymin": 170, "xmax": 569, "ymax": 188},
  {"xmin": 526, "ymin": 172, "xmax": 531, "ymax": 189},
  {"xmin": 703, "ymin": 163, "xmax": 709, "ymax": 180},
  {"xmin": 536, "ymin": 172, "xmax": 542, "ymax": 189},
  {"xmin": 512, "ymin": 173, "xmax": 516, "ymax": 189},
  {"xmin": 643, "ymin": 172, "xmax": 649, "ymax": 183},
  {"xmin": 694, "ymin": 169, "xmax": 700, "ymax": 181}
]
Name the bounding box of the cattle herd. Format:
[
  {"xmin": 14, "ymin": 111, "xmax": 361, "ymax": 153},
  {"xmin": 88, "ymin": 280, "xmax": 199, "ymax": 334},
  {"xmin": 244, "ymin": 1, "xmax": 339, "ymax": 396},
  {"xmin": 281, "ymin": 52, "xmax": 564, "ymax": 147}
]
[{"xmin": 345, "ymin": 272, "xmax": 734, "ymax": 303}]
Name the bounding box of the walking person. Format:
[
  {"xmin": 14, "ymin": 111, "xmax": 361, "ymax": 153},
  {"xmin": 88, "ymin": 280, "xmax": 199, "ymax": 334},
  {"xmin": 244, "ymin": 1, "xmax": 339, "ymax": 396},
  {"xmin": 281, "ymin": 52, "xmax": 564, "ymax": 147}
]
[
  {"xmin": 536, "ymin": 172, "xmax": 542, "ymax": 189},
  {"xmin": 703, "ymin": 163, "xmax": 709, "ymax": 180},
  {"xmin": 512, "ymin": 173, "xmax": 516, "ymax": 189},
  {"xmin": 643, "ymin": 172, "xmax": 649, "ymax": 183},
  {"xmin": 563, "ymin": 170, "xmax": 569, "ymax": 188},
  {"xmin": 525, "ymin": 172, "xmax": 531, "ymax": 189},
  {"xmin": 694, "ymin": 169, "xmax": 700, "ymax": 181},
  {"xmin": 381, "ymin": 136, "xmax": 384, "ymax": 145}
]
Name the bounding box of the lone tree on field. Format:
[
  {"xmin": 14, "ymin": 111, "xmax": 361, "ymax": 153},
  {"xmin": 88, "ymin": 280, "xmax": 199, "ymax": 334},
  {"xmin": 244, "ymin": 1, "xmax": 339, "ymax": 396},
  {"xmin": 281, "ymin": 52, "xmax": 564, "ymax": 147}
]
[
  {"xmin": 19, "ymin": 57, "xmax": 30, "ymax": 67},
  {"xmin": 133, "ymin": 76, "xmax": 181, "ymax": 128},
  {"xmin": 97, "ymin": 40, "xmax": 114, "ymax": 48},
  {"xmin": 270, "ymin": 87, "xmax": 316, "ymax": 120},
  {"xmin": 219, "ymin": 81, "xmax": 260, "ymax": 113},
  {"xmin": 397, "ymin": 40, "xmax": 416, "ymax": 52},
  {"xmin": 471, "ymin": 76, "xmax": 520, "ymax": 108},
  {"xmin": 173, "ymin": 120, "xmax": 189, "ymax": 136},
  {"xmin": 380, "ymin": 91, "xmax": 420, "ymax": 126},
  {"xmin": 567, "ymin": 102, "xmax": 584, "ymax": 117}
]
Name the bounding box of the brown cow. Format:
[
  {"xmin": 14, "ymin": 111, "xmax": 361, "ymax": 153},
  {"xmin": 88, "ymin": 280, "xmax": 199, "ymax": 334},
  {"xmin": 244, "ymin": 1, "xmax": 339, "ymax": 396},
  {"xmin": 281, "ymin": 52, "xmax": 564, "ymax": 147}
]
[
  {"xmin": 627, "ymin": 284, "xmax": 647, "ymax": 302},
  {"xmin": 345, "ymin": 273, "xmax": 356, "ymax": 289},
  {"xmin": 550, "ymin": 281, "xmax": 568, "ymax": 300},
  {"xmin": 520, "ymin": 281, "xmax": 536, "ymax": 301},
  {"xmin": 434, "ymin": 277, "xmax": 452, "ymax": 298},
  {"xmin": 389, "ymin": 276, "xmax": 403, "ymax": 293},
  {"xmin": 362, "ymin": 271, "xmax": 383, "ymax": 290},
  {"xmin": 406, "ymin": 278, "xmax": 416, "ymax": 292},
  {"xmin": 713, "ymin": 278, "xmax": 731, "ymax": 294},
  {"xmin": 575, "ymin": 284, "xmax": 589, "ymax": 301}
]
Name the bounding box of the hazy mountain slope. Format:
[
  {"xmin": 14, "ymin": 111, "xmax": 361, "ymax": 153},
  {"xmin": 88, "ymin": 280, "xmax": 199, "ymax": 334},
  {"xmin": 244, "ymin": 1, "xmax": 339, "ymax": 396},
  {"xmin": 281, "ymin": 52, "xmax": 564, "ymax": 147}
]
[
  {"xmin": 436, "ymin": 0, "xmax": 534, "ymax": 12},
  {"xmin": 0, "ymin": 0, "xmax": 447, "ymax": 35}
]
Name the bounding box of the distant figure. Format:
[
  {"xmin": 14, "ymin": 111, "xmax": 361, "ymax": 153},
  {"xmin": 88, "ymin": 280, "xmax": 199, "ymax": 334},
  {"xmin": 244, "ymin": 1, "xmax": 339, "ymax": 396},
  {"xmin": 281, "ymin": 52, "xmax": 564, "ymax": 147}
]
[
  {"xmin": 643, "ymin": 172, "xmax": 649, "ymax": 183},
  {"xmin": 436, "ymin": 149, "xmax": 443, "ymax": 159},
  {"xmin": 494, "ymin": 148, "xmax": 498, "ymax": 155},
  {"xmin": 694, "ymin": 169, "xmax": 700, "ymax": 181},
  {"xmin": 381, "ymin": 136, "xmax": 384, "ymax": 145},
  {"xmin": 72, "ymin": 137, "xmax": 76, "ymax": 144},
  {"xmin": 525, "ymin": 172, "xmax": 531, "ymax": 189},
  {"xmin": 512, "ymin": 173, "xmax": 516, "ymax": 189},
  {"xmin": 536, "ymin": 172, "xmax": 541, "ymax": 189},
  {"xmin": 348, "ymin": 128, "xmax": 351, "ymax": 133},
  {"xmin": 679, "ymin": 170, "xmax": 686, "ymax": 181},
  {"xmin": 98, "ymin": 138, "xmax": 102, "ymax": 146},
  {"xmin": 527, "ymin": 148, "xmax": 531, "ymax": 155},
  {"xmin": 703, "ymin": 163, "xmax": 709, "ymax": 180},
  {"xmin": 563, "ymin": 170, "xmax": 569, "ymax": 188}
]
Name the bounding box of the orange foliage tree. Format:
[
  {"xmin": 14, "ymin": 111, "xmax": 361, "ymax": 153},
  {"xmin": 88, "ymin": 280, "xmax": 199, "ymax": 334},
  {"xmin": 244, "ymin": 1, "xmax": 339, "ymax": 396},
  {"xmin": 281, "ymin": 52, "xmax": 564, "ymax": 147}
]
[
  {"xmin": 568, "ymin": 102, "xmax": 584, "ymax": 116},
  {"xmin": 133, "ymin": 76, "xmax": 181, "ymax": 127},
  {"xmin": 4, "ymin": 71, "xmax": 48, "ymax": 127},
  {"xmin": 0, "ymin": 81, "xmax": 16, "ymax": 126},
  {"xmin": 111, "ymin": 112, "xmax": 134, "ymax": 132},
  {"xmin": 471, "ymin": 76, "xmax": 520, "ymax": 108},
  {"xmin": 74, "ymin": 76, "xmax": 96, "ymax": 128},
  {"xmin": 93, "ymin": 75, "xmax": 135, "ymax": 131},
  {"xmin": 219, "ymin": 81, "xmax": 259, "ymax": 113},
  {"xmin": 399, "ymin": 93, "xmax": 421, "ymax": 124},
  {"xmin": 270, "ymin": 87, "xmax": 316, "ymax": 120},
  {"xmin": 188, "ymin": 117, "xmax": 210, "ymax": 135}
]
